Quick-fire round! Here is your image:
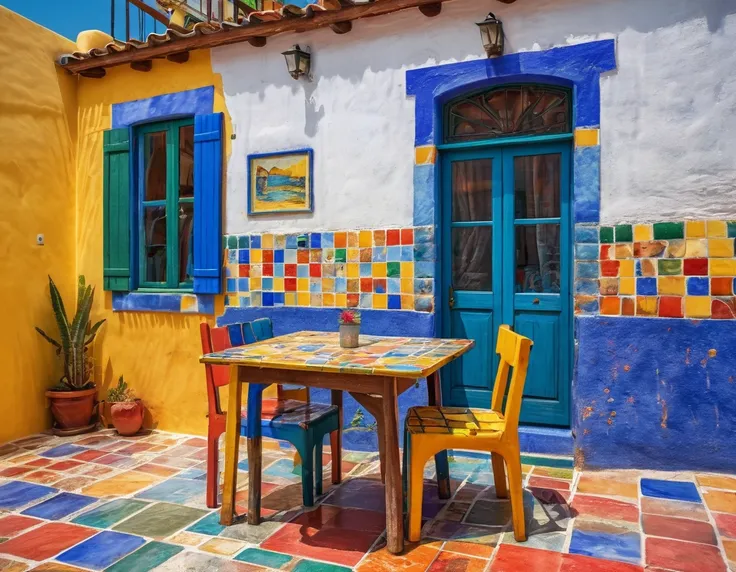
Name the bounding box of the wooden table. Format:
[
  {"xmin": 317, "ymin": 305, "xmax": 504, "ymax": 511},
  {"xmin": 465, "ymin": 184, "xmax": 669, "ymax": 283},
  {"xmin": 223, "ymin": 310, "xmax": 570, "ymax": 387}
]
[{"xmin": 200, "ymin": 331, "xmax": 474, "ymax": 554}]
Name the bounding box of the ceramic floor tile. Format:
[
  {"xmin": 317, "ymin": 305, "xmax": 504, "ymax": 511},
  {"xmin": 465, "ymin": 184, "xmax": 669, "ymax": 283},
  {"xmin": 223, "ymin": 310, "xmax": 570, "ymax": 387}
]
[
  {"xmin": 182, "ymin": 438, "xmax": 208, "ymax": 448},
  {"xmin": 234, "ymin": 547, "xmax": 293, "ymax": 569},
  {"xmin": 568, "ymin": 529, "xmax": 641, "ymax": 565},
  {"xmin": 0, "ymin": 523, "xmax": 96, "ymax": 560},
  {"xmin": 532, "ymin": 467, "xmax": 574, "ymax": 480},
  {"xmin": 75, "ymin": 436, "xmax": 118, "ymax": 448},
  {"xmin": 696, "ymin": 474, "xmax": 736, "ymax": 491},
  {"xmin": 528, "ymin": 487, "xmax": 571, "ymax": 505},
  {"xmin": 528, "ymin": 476, "xmax": 571, "ymax": 491},
  {"xmin": 21, "ymin": 493, "xmax": 96, "ymax": 521},
  {"xmin": 0, "ymin": 559, "xmax": 27, "ymax": 572},
  {"xmin": 640, "ymin": 479, "xmax": 700, "ymax": 503},
  {"xmin": 428, "ymin": 550, "xmax": 488, "ymax": 572},
  {"xmin": 571, "ymin": 494, "xmax": 639, "ymax": 524},
  {"xmin": 464, "ymin": 499, "xmax": 511, "ymax": 527},
  {"xmin": 93, "ymin": 454, "xmax": 138, "ymax": 469},
  {"xmin": 81, "ymin": 471, "xmax": 160, "ymax": 497},
  {"xmin": 500, "ymin": 530, "xmax": 567, "ymax": 552},
  {"xmin": 355, "ymin": 542, "xmax": 440, "ymax": 572},
  {"xmin": 560, "ymin": 553, "xmax": 644, "ymax": 571},
  {"xmin": 134, "ymin": 464, "xmax": 180, "ymax": 478},
  {"xmin": 436, "ymin": 501, "xmax": 470, "ymax": 522},
  {"xmin": 443, "ymin": 540, "xmax": 494, "ymax": 559},
  {"xmin": 56, "ymin": 530, "xmax": 146, "ymax": 570},
  {"xmin": 72, "ymin": 498, "xmax": 150, "ymax": 528},
  {"xmin": 0, "ymin": 482, "xmax": 57, "ymax": 510},
  {"xmin": 489, "ymin": 544, "xmax": 563, "ymax": 572},
  {"xmin": 116, "ymin": 443, "xmax": 155, "ymax": 456},
  {"xmin": 642, "ymin": 513, "xmax": 717, "ymax": 545},
  {"xmin": 147, "ymin": 551, "xmax": 262, "ymax": 571},
  {"xmin": 46, "ymin": 461, "xmax": 82, "ymax": 472},
  {"xmin": 0, "ymin": 468, "xmax": 32, "ymax": 479},
  {"xmin": 39, "ymin": 445, "xmax": 87, "ymax": 459},
  {"xmin": 291, "ymin": 560, "xmax": 352, "ymax": 572},
  {"xmin": 104, "ymin": 541, "xmax": 183, "ymax": 572},
  {"xmin": 113, "ymin": 502, "xmax": 208, "ymax": 539},
  {"xmin": 134, "ymin": 478, "xmax": 206, "ymax": 505},
  {"xmin": 714, "ymin": 512, "xmax": 736, "ymax": 538},
  {"xmin": 722, "ymin": 539, "xmax": 736, "ymax": 567},
  {"xmin": 72, "ymin": 450, "xmax": 107, "ymax": 463},
  {"xmin": 218, "ymin": 519, "xmax": 285, "ymax": 544},
  {"xmin": 149, "ymin": 455, "xmax": 200, "ymax": 469},
  {"xmin": 0, "ymin": 515, "xmax": 41, "ymax": 538},
  {"xmin": 422, "ymin": 520, "xmax": 503, "ymax": 545},
  {"xmin": 22, "ymin": 458, "xmax": 52, "ymax": 468},
  {"xmin": 199, "ymin": 537, "xmax": 247, "ymax": 556},
  {"xmin": 640, "ymin": 497, "xmax": 709, "ymax": 521},
  {"xmin": 22, "ymin": 470, "xmax": 61, "ymax": 485},
  {"xmin": 703, "ymin": 489, "xmax": 736, "ymax": 513},
  {"xmin": 165, "ymin": 531, "xmax": 209, "ymax": 546},
  {"xmin": 187, "ymin": 511, "xmax": 225, "ymax": 536},
  {"xmin": 645, "ymin": 536, "xmax": 726, "ymax": 572},
  {"xmin": 576, "ymin": 476, "xmax": 638, "ymax": 500}
]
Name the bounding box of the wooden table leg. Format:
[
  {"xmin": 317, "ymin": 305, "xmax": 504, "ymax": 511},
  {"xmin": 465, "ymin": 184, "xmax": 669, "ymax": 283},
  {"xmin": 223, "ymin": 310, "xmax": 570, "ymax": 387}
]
[
  {"xmin": 382, "ymin": 377, "xmax": 404, "ymax": 554},
  {"xmin": 220, "ymin": 366, "xmax": 243, "ymax": 526},
  {"xmin": 330, "ymin": 389, "xmax": 343, "ymax": 485},
  {"xmin": 427, "ymin": 371, "xmax": 451, "ymax": 499}
]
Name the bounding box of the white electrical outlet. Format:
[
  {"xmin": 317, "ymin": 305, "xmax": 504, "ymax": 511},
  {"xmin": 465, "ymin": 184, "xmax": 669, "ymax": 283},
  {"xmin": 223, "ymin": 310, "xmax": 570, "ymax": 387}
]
[{"xmin": 36, "ymin": 234, "xmax": 44, "ymax": 246}]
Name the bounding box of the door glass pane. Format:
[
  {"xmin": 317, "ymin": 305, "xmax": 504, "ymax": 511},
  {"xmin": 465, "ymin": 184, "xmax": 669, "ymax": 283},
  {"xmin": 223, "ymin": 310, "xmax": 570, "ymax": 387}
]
[
  {"xmin": 453, "ymin": 227, "xmax": 492, "ymax": 291},
  {"xmin": 144, "ymin": 206, "xmax": 167, "ymax": 283},
  {"xmin": 516, "ymin": 224, "xmax": 560, "ymax": 293},
  {"xmin": 179, "ymin": 125, "xmax": 194, "ymax": 199},
  {"xmin": 143, "ymin": 131, "xmax": 167, "ymax": 202},
  {"xmin": 179, "ymin": 203, "xmax": 194, "ymax": 283},
  {"xmin": 452, "ymin": 160, "xmax": 492, "ymax": 222},
  {"xmin": 514, "ymin": 154, "xmax": 560, "ymax": 219}
]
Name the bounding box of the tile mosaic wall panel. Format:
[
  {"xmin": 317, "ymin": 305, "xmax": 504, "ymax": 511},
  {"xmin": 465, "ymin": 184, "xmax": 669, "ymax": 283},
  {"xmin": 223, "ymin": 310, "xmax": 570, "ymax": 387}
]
[
  {"xmin": 223, "ymin": 227, "xmax": 435, "ymax": 313},
  {"xmin": 574, "ymin": 220, "xmax": 736, "ymax": 319}
]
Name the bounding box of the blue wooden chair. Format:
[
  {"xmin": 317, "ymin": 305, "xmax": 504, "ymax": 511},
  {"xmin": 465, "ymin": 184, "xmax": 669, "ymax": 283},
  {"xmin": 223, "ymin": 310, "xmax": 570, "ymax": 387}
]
[{"xmin": 200, "ymin": 318, "xmax": 342, "ymax": 509}]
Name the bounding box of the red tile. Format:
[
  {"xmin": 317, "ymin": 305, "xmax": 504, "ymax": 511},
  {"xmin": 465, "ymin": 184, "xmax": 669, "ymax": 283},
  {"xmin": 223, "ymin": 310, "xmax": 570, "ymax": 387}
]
[
  {"xmin": 0, "ymin": 466, "xmax": 33, "ymax": 477},
  {"xmin": 528, "ymin": 476, "xmax": 571, "ymax": 491},
  {"xmin": 47, "ymin": 460, "xmax": 82, "ymax": 471},
  {"xmin": 600, "ymin": 244, "xmax": 613, "ymax": 260},
  {"xmin": 238, "ymin": 264, "xmax": 250, "ymax": 277},
  {"xmin": 683, "ymin": 258, "xmax": 708, "ymax": 276},
  {"xmin": 297, "ymin": 250, "xmax": 310, "ymax": 264},
  {"xmin": 347, "ymin": 294, "xmax": 359, "ymax": 308},
  {"xmin": 360, "ymin": 278, "xmax": 373, "ymax": 293},
  {"xmin": 94, "ymin": 453, "xmax": 127, "ymax": 466},
  {"xmin": 712, "ymin": 299, "xmax": 736, "ymax": 319},
  {"xmin": 715, "ymin": 513, "xmax": 736, "ymax": 538},
  {"xmin": 23, "ymin": 470, "xmax": 60, "ymax": 484},
  {"xmin": 386, "ymin": 229, "xmax": 400, "ymax": 246},
  {"xmin": 572, "ymin": 494, "xmax": 639, "ymax": 523},
  {"xmin": 263, "ymin": 250, "xmax": 274, "ymax": 263},
  {"xmin": 641, "ymin": 498, "xmax": 709, "ymax": 522},
  {"xmin": 72, "ymin": 450, "xmax": 107, "ymax": 462},
  {"xmin": 490, "ymin": 545, "xmax": 563, "ymax": 572},
  {"xmin": 309, "ymin": 264, "xmax": 321, "ymax": 278},
  {"xmin": 263, "ymin": 263, "xmax": 274, "ymax": 277},
  {"xmin": 116, "ymin": 443, "xmax": 154, "ymax": 456},
  {"xmin": 711, "ymin": 277, "xmax": 733, "ymax": 296},
  {"xmin": 561, "ymin": 553, "xmax": 642, "ymax": 571},
  {"xmin": 642, "ymin": 513, "xmax": 716, "ymax": 545},
  {"xmin": 529, "ymin": 487, "xmax": 570, "ymax": 504},
  {"xmin": 659, "ymin": 296, "xmax": 683, "ymax": 318},
  {"xmin": 25, "ymin": 458, "xmax": 53, "ymax": 468},
  {"xmin": 285, "ymin": 264, "xmax": 297, "ymax": 277},
  {"xmin": 601, "ymin": 260, "xmax": 620, "ymax": 277},
  {"xmin": 0, "ymin": 523, "xmax": 95, "ymax": 561},
  {"xmin": 400, "ymin": 228, "xmax": 414, "ymax": 245},
  {"xmin": 285, "ymin": 278, "xmax": 297, "ymax": 292},
  {"xmin": 0, "ymin": 515, "xmax": 42, "ymax": 537},
  {"xmin": 373, "ymin": 279, "xmax": 387, "ymax": 293},
  {"xmin": 646, "ymin": 537, "xmax": 726, "ymax": 572}
]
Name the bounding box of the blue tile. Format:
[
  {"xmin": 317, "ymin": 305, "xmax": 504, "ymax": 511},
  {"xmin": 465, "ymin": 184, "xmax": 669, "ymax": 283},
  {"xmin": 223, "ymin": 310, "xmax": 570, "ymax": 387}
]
[
  {"xmin": 286, "ymin": 235, "xmax": 298, "ymax": 249},
  {"xmin": 227, "ymin": 278, "xmax": 237, "ymax": 293},
  {"xmin": 310, "ymin": 233, "xmax": 321, "ymax": 248},
  {"xmin": 575, "ymin": 225, "xmax": 599, "ymax": 244},
  {"xmin": 274, "ymin": 292, "xmax": 285, "ymax": 306},
  {"xmin": 22, "ymin": 492, "xmax": 96, "ymax": 520},
  {"xmin": 640, "ymin": 478, "xmax": 701, "ymax": 502},
  {"xmin": 360, "ymin": 263, "xmax": 372, "ymax": 277},
  {"xmin": 575, "ymin": 279, "xmax": 598, "ymax": 295},
  {"xmin": 0, "ymin": 481, "xmax": 57, "ymax": 510},
  {"xmin": 387, "ymin": 278, "xmax": 401, "ymax": 294},
  {"xmin": 285, "ymin": 249, "xmax": 297, "ymax": 264},
  {"xmin": 264, "ymin": 459, "xmax": 300, "ymax": 481},
  {"xmin": 637, "ymin": 277, "xmax": 657, "ymax": 295},
  {"xmin": 575, "ymin": 244, "xmax": 599, "ymax": 261},
  {"xmin": 309, "ymin": 279, "xmax": 321, "ymax": 294},
  {"xmin": 414, "ymin": 243, "xmax": 434, "ymax": 262},
  {"xmin": 251, "ymin": 235, "xmax": 261, "ymax": 249},
  {"xmin": 401, "ymin": 246, "xmax": 414, "ymax": 261},
  {"xmin": 239, "ymin": 296, "xmax": 250, "ymax": 308},
  {"xmin": 687, "ymin": 277, "xmax": 709, "ymax": 296},
  {"xmin": 274, "ymin": 250, "xmax": 285, "ymax": 263},
  {"xmin": 178, "ymin": 469, "xmax": 207, "ymax": 481},
  {"xmin": 359, "ymin": 294, "xmax": 372, "ymax": 309},
  {"xmin": 237, "ymin": 278, "xmax": 249, "ymax": 291},
  {"xmin": 322, "ymin": 233, "xmax": 334, "ymax": 248},
  {"xmin": 105, "ymin": 541, "xmax": 183, "ymax": 572},
  {"xmin": 415, "ymin": 226, "xmax": 434, "ymax": 245},
  {"xmin": 415, "ymin": 262, "xmax": 434, "ymax": 279},
  {"xmin": 372, "ymin": 247, "xmax": 387, "ymax": 263},
  {"xmin": 237, "ymin": 459, "xmax": 249, "ymax": 471},
  {"xmin": 57, "ymin": 531, "xmax": 146, "ymax": 570},
  {"xmin": 414, "ymin": 279, "xmax": 433, "ymax": 295},
  {"xmin": 297, "ymin": 265, "xmax": 309, "ymax": 278},
  {"xmin": 238, "ymin": 250, "xmax": 250, "ymax": 264},
  {"xmin": 187, "ymin": 511, "xmax": 225, "ymax": 536},
  {"xmin": 568, "ymin": 530, "xmax": 641, "ymax": 565},
  {"xmin": 135, "ymin": 479, "xmax": 206, "ymax": 505},
  {"xmin": 577, "ymin": 297, "xmax": 599, "ymax": 313},
  {"xmin": 262, "ymin": 292, "xmax": 274, "ymax": 307},
  {"xmin": 575, "ymin": 262, "xmax": 599, "ymax": 279},
  {"xmin": 335, "ymin": 278, "xmax": 347, "ymax": 293},
  {"xmin": 262, "ymin": 278, "xmax": 273, "ymax": 291},
  {"xmin": 40, "ymin": 443, "xmax": 87, "ymax": 458},
  {"xmin": 237, "ymin": 235, "xmax": 249, "ymax": 249},
  {"xmin": 274, "ymin": 264, "xmax": 285, "ymax": 278},
  {"xmin": 388, "ymin": 295, "xmax": 402, "ymax": 310},
  {"xmin": 387, "ymin": 246, "xmax": 401, "ymax": 262},
  {"xmin": 227, "ymin": 250, "xmax": 237, "ymax": 263},
  {"xmin": 375, "ymin": 282, "xmax": 386, "ymax": 294}
]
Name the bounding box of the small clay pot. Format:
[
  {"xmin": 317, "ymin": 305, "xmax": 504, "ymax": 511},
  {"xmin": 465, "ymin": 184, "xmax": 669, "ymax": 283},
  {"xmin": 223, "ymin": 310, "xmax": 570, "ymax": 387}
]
[
  {"xmin": 46, "ymin": 388, "xmax": 97, "ymax": 430},
  {"xmin": 110, "ymin": 399, "xmax": 145, "ymax": 436}
]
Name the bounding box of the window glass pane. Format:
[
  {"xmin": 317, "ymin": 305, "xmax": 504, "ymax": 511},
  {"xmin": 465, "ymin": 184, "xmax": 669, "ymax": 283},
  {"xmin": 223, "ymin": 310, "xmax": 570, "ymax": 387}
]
[
  {"xmin": 179, "ymin": 203, "xmax": 194, "ymax": 283},
  {"xmin": 144, "ymin": 206, "xmax": 167, "ymax": 283},
  {"xmin": 144, "ymin": 131, "xmax": 167, "ymax": 202},
  {"xmin": 452, "ymin": 160, "xmax": 492, "ymax": 222},
  {"xmin": 179, "ymin": 125, "xmax": 194, "ymax": 199},
  {"xmin": 515, "ymin": 224, "xmax": 560, "ymax": 293},
  {"xmin": 514, "ymin": 154, "xmax": 561, "ymax": 219},
  {"xmin": 452, "ymin": 227, "xmax": 492, "ymax": 291}
]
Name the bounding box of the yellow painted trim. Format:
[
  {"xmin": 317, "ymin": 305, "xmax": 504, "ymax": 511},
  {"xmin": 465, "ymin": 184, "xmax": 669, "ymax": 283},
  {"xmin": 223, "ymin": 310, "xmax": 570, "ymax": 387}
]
[
  {"xmin": 415, "ymin": 146, "xmax": 437, "ymax": 165},
  {"xmin": 574, "ymin": 129, "xmax": 600, "ymax": 147}
]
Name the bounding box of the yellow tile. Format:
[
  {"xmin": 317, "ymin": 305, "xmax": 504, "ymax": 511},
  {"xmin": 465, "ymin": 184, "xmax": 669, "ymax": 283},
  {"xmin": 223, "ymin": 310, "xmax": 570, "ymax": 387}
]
[
  {"xmin": 619, "ymin": 277, "xmax": 635, "ymax": 295},
  {"xmin": 261, "ymin": 234, "xmax": 274, "ymax": 249},
  {"xmin": 250, "ymin": 265, "xmax": 262, "ymax": 278},
  {"xmin": 373, "ymin": 262, "xmax": 387, "ymax": 278},
  {"xmin": 180, "ymin": 295, "xmax": 197, "ymax": 312},
  {"xmin": 686, "ymin": 220, "xmax": 707, "ymax": 238},
  {"xmin": 297, "ymin": 278, "xmax": 309, "ymax": 292},
  {"xmin": 335, "ymin": 293, "xmax": 347, "ymax": 308},
  {"xmin": 359, "ymin": 230, "xmax": 373, "ymax": 247},
  {"xmin": 401, "ymin": 262, "xmax": 415, "ymax": 278},
  {"xmin": 574, "ymin": 128, "xmax": 599, "ymax": 147},
  {"xmin": 374, "ymin": 294, "xmax": 388, "ymax": 309},
  {"xmin": 200, "ymin": 538, "xmax": 246, "ymax": 556},
  {"xmin": 272, "ymin": 278, "xmax": 284, "ymax": 292},
  {"xmin": 322, "ymin": 278, "xmax": 335, "ymax": 292},
  {"xmin": 633, "ymin": 225, "xmax": 652, "ymax": 242},
  {"xmin": 658, "ymin": 276, "xmax": 685, "ymax": 295},
  {"xmin": 415, "ymin": 146, "xmax": 437, "ymax": 165},
  {"xmin": 347, "ymin": 263, "xmax": 359, "ymax": 278},
  {"xmin": 685, "ymin": 239, "xmax": 708, "ymax": 258},
  {"xmin": 710, "ymin": 259, "xmax": 736, "ymax": 276},
  {"xmin": 347, "ymin": 248, "xmax": 360, "ymax": 263},
  {"xmin": 250, "ymin": 277, "xmax": 261, "ymax": 290},
  {"xmin": 709, "ymin": 238, "xmax": 735, "ymax": 258},
  {"xmin": 322, "ymin": 293, "xmax": 335, "ymax": 307},
  {"xmin": 707, "ymin": 220, "xmax": 727, "ymax": 238},
  {"xmin": 685, "ymin": 296, "xmax": 711, "ymax": 318},
  {"xmin": 297, "ymin": 292, "xmax": 310, "ymax": 306},
  {"xmin": 619, "ymin": 260, "xmax": 635, "ymax": 277},
  {"xmin": 285, "ymin": 292, "xmax": 297, "ymax": 306},
  {"xmin": 401, "ymin": 294, "xmax": 414, "ymax": 310},
  {"xmin": 251, "ymin": 249, "xmax": 262, "ymax": 263},
  {"xmin": 82, "ymin": 471, "xmax": 159, "ymax": 497},
  {"xmin": 347, "ymin": 231, "xmax": 359, "ymax": 248},
  {"xmin": 636, "ymin": 296, "xmax": 659, "ymax": 316},
  {"xmin": 401, "ymin": 278, "xmax": 414, "ymax": 294}
]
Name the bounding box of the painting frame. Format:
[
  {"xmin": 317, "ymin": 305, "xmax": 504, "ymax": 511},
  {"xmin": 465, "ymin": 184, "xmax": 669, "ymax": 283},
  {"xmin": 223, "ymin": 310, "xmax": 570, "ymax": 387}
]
[{"xmin": 247, "ymin": 148, "xmax": 314, "ymax": 215}]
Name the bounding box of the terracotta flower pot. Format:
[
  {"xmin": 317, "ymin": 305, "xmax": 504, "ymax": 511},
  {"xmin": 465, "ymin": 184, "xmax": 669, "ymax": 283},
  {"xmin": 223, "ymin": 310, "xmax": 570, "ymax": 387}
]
[
  {"xmin": 110, "ymin": 399, "xmax": 144, "ymax": 436},
  {"xmin": 339, "ymin": 324, "xmax": 360, "ymax": 348},
  {"xmin": 46, "ymin": 387, "xmax": 97, "ymax": 430}
]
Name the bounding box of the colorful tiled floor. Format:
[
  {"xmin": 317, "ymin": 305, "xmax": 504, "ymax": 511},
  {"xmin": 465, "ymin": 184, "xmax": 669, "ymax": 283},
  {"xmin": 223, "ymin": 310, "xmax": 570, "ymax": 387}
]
[{"xmin": 0, "ymin": 430, "xmax": 734, "ymax": 571}]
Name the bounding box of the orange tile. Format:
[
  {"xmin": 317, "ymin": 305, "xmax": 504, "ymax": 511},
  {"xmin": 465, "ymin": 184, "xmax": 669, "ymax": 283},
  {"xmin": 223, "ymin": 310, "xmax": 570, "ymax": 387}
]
[
  {"xmin": 429, "ymin": 551, "xmax": 488, "ymax": 572},
  {"xmin": 697, "ymin": 474, "xmax": 736, "ymax": 491},
  {"xmin": 81, "ymin": 471, "xmax": 160, "ymax": 497},
  {"xmin": 600, "ymin": 296, "xmax": 620, "ymax": 315},
  {"xmin": 356, "ymin": 543, "xmax": 440, "ymax": 572},
  {"xmin": 703, "ymin": 489, "xmax": 736, "ymax": 513},
  {"xmin": 576, "ymin": 475, "xmax": 638, "ymax": 500},
  {"xmin": 443, "ymin": 541, "xmax": 494, "ymax": 559}
]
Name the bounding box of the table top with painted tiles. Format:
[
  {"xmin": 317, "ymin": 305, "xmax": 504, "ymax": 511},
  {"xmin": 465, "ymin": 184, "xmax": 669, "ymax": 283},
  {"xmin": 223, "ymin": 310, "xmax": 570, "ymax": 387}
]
[{"xmin": 200, "ymin": 331, "xmax": 474, "ymax": 379}]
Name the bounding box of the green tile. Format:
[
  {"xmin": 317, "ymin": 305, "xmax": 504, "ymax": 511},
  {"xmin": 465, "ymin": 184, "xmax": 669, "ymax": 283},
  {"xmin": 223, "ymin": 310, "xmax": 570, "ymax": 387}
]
[
  {"xmin": 520, "ymin": 454, "xmax": 574, "ymax": 469},
  {"xmin": 599, "ymin": 227, "xmax": 614, "ymax": 243},
  {"xmin": 227, "ymin": 235, "xmax": 238, "ymax": 249},
  {"xmin": 387, "ymin": 262, "xmax": 401, "ymax": 277},
  {"xmin": 113, "ymin": 503, "xmax": 208, "ymax": 539},
  {"xmin": 235, "ymin": 548, "xmax": 292, "ymax": 569},
  {"xmin": 335, "ymin": 249, "xmax": 347, "ymax": 263},
  {"xmin": 728, "ymin": 221, "xmax": 736, "ymax": 238},
  {"xmin": 653, "ymin": 222, "xmax": 684, "ymax": 240},
  {"xmin": 615, "ymin": 224, "xmax": 633, "ymax": 243},
  {"xmin": 658, "ymin": 259, "xmax": 682, "ymax": 275},
  {"xmin": 238, "ymin": 235, "xmax": 250, "ymax": 248},
  {"xmin": 106, "ymin": 541, "xmax": 182, "ymax": 572},
  {"xmin": 292, "ymin": 560, "xmax": 352, "ymax": 572},
  {"xmin": 72, "ymin": 499, "xmax": 150, "ymax": 529}
]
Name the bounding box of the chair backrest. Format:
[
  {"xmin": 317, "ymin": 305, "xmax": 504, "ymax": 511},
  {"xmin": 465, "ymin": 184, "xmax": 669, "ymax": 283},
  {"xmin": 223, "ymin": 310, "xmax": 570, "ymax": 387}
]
[{"xmin": 489, "ymin": 325, "xmax": 533, "ymax": 431}]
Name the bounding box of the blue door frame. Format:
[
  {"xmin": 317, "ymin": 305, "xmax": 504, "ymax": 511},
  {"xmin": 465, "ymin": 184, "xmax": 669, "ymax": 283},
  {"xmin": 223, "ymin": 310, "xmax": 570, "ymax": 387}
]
[{"xmin": 439, "ymin": 136, "xmax": 573, "ymax": 427}]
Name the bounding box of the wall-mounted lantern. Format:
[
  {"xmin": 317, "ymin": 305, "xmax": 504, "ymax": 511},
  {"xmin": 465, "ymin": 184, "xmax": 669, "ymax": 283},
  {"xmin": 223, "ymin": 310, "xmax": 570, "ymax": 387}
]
[
  {"xmin": 282, "ymin": 44, "xmax": 311, "ymax": 80},
  {"xmin": 476, "ymin": 13, "xmax": 504, "ymax": 57}
]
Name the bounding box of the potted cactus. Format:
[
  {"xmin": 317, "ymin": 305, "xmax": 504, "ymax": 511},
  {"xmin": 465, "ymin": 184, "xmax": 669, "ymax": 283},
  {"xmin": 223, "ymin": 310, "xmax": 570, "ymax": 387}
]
[
  {"xmin": 338, "ymin": 310, "xmax": 361, "ymax": 348},
  {"xmin": 36, "ymin": 275, "xmax": 105, "ymax": 435},
  {"xmin": 107, "ymin": 376, "xmax": 144, "ymax": 436}
]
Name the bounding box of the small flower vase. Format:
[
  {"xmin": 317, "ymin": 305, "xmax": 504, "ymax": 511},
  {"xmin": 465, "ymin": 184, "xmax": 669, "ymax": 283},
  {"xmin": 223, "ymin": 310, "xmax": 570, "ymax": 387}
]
[{"xmin": 339, "ymin": 324, "xmax": 360, "ymax": 348}]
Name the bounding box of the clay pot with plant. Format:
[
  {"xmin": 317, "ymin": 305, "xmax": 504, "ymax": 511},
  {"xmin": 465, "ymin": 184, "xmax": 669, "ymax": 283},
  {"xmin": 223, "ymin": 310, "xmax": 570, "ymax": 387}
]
[
  {"xmin": 107, "ymin": 376, "xmax": 144, "ymax": 436},
  {"xmin": 338, "ymin": 310, "xmax": 361, "ymax": 348},
  {"xmin": 36, "ymin": 276, "xmax": 105, "ymax": 435}
]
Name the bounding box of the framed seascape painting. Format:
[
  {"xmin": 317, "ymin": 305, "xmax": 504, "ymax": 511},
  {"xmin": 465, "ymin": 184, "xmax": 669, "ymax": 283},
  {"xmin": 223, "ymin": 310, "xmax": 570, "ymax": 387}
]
[{"xmin": 247, "ymin": 149, "xmax": 313, "ymax": 215}]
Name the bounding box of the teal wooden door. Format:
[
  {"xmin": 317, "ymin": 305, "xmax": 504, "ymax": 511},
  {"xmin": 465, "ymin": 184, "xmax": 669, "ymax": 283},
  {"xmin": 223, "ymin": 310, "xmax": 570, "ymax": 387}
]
[{"xmin": 441, "ymin": 142, "xmax": 572, "ymax": 427}]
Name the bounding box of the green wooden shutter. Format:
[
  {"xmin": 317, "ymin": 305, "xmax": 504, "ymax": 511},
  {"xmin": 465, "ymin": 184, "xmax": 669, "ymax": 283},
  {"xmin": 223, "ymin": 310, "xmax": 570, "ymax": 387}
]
[{"xmin": 103, "ymin": 128, "xmax": 132, "ymax": 291}]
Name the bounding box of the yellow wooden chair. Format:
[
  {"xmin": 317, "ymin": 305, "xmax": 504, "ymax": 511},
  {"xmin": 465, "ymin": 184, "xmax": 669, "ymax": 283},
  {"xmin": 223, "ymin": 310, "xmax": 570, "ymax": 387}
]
[{"xmin": 403, "ymin": 325, "xmax": 533, "ymax": 542}]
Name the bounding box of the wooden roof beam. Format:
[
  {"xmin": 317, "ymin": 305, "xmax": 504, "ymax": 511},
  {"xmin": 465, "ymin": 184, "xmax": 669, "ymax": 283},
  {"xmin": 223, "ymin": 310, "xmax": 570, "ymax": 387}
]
[
  {"xmin": 330, "ymin": 21, "xmax": 352, "ymax": 34},
  {"xmin": 418, "ymin": 3, "xmax": 442, "ymax": 17}
]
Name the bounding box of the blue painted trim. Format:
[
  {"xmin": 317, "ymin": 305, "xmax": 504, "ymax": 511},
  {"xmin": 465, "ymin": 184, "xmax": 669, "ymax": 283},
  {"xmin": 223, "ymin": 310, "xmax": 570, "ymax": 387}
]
[
  {"xmin": 437, "ymin": 133, "xmax": 574, "ymax": 151},
  {"xmin": 247, "ymin": 149, "xmax": 314, "ymax": 215},
  {"xmin": 112, "ymin": 86, "xmax": 215, "ymax": 129},
  {"xmin": 112, "ymin": 292, "xmax": 215, "ymax": 314},
  {"xmin": 518, "ymin": 426, "xmax": 573, "ymax": 456},
  {"xmin": 574, "ymin": 146, "xmax": 601, "ymax": 223}
]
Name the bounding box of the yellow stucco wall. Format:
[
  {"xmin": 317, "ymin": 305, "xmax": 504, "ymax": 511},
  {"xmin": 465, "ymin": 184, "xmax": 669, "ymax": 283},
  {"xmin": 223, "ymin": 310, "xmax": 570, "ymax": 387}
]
[
  {"xmin": 0, "ymin": 8, "xmax": 78, "ymax": 442},
  {"xmin": 76, "ymin": 51, "xmax": 231, "ymax": 437}
]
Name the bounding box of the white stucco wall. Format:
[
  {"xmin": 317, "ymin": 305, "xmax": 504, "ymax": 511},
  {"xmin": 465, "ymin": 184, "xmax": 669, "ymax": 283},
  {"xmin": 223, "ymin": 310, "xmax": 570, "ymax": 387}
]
[{"xmin": 212, "ymin": 0, "xmax": 736, "ymax": 234}]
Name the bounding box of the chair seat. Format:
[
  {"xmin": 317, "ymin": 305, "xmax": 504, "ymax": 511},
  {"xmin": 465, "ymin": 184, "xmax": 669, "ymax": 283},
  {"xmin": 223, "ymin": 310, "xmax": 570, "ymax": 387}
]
[
  {"xmin": 241, "ymin": 400, "xmax": 339, "ymax": 429},
  {"xmin": 406, "ymin": 406, "xmax": 504, "ymax": 436}
]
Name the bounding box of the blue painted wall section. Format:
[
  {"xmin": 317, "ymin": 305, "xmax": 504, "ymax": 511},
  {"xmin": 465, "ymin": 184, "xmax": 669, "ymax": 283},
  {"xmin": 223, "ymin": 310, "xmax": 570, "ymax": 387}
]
[
  {"xmin": 112, "ymin": 86, "xmax": 215, "ymax": 129},
  {"xmin": 113, "ymin": 292, "xmax": 215, "ymax": 314},
  {"xmin": 575, "ymin": 316, "xmax": 736, "ymax": 472}
]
